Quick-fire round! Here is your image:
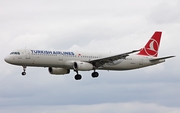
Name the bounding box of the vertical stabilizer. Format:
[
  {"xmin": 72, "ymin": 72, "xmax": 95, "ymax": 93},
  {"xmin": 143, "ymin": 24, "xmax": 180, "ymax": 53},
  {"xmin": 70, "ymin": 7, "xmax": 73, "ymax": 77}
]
[{"xmin": 138, "ymin": 31, "xmax": 162, "ymax": 57}]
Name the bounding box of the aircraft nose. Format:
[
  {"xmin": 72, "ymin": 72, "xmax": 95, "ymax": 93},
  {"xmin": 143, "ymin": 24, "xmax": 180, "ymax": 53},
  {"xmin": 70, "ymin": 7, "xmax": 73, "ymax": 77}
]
[{"xmin": 4, "ymin": 56, "xmax": 11, "ymax": 63}]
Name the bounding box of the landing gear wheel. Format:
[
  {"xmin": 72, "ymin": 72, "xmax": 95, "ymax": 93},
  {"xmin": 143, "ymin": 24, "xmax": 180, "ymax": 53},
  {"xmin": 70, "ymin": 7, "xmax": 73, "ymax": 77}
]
[
  {"xmin": 92, "ymin": 72, "xmax": 99, "ymax": 78},
  {"xmin": 74, "ymin": 74, "xmax": 82, "ymax": 80},
  {"xmin": 22, "ymin": 72, "xmax": 26, "ymax": 76},
  {"xmin": 22, "ymin": 66, "xmax": 27, "ymax": 76}
]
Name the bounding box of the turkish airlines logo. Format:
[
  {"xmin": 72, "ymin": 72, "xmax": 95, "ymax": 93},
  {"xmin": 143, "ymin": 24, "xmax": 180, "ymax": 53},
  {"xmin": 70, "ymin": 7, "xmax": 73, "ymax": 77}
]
[{"xmin": 144, "ymin": 39, "xmax": 159, "ymax": 56}]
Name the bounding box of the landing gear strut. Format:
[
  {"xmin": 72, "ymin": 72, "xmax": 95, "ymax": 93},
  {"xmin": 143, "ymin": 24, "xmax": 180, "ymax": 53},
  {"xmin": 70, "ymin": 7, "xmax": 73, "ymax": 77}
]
[{"xmin": 22, "ymin": 66, "xmax": 26, "ymax": 76}]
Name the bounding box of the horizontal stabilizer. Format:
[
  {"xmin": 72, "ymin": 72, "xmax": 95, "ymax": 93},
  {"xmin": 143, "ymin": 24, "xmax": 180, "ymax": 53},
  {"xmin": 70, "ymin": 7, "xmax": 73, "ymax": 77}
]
[{"xmin": 150, "ymin": 56, "xmax": 175, "ymax": 62}]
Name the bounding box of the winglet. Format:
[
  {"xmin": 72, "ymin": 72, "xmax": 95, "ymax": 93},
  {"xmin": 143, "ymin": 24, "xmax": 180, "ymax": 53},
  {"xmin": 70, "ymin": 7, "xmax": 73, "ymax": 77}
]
[{"xmin": 138, "ymin": 31, "xmax": 162, "ymax": 57}]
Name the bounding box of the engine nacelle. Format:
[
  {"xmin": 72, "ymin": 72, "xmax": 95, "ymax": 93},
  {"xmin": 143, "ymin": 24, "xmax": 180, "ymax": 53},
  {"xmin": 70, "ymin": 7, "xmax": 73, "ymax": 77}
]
[
  {"xmin": 48, "ymin": 67, "xmax": 70, "ymax": 75},
  {"xmin": 73, "ymin": 61, "xmax": 93, "ymax": 71}
]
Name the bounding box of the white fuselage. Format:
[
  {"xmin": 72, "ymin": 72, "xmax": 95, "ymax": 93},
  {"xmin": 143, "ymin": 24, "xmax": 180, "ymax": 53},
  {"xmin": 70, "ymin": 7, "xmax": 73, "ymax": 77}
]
[
  {"xmin": 4, "ymin": 31, "xmax": 174, "ymax": 80},
  {"xmin": 4, "ymin": 49, "xmax": 164, "ymax": 71}
]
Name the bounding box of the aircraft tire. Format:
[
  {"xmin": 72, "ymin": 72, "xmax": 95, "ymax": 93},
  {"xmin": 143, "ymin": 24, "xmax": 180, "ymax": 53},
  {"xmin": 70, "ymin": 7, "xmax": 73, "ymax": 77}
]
[
  {"xmin": 92, "ymin": 72, "xmax": 99, "ymax": 78},
  {"xmin": 75, "ymin": 74, "xmax": 82, "ymax": 80},
  {"xmin": 22, "ymin": 72, "xmax": 26, "ymax": 76}
]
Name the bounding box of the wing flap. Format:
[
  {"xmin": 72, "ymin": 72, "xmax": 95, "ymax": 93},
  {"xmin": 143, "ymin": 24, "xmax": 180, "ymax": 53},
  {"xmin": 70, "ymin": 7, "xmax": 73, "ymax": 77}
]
[{"xmin": 89, "ymin": 49, "xmax": 140, "ymax": 67}]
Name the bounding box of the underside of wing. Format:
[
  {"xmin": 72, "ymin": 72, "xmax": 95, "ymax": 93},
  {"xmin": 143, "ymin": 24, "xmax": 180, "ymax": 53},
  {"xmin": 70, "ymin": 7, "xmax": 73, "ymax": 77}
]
[{"xmin": 89, "ymin": 49, "xmax": 140, "ymax": 67}]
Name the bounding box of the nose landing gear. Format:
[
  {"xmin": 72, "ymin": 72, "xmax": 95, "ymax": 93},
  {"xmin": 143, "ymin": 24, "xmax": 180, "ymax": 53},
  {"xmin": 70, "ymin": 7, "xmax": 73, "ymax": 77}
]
[{"xmin": 22, "ymin": 66, "xmax": 26, "ymax": 76}]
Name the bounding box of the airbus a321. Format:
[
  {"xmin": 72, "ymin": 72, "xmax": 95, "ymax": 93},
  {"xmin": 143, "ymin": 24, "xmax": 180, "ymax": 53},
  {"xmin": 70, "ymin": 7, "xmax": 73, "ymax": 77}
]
[{"xmin": 4, "ymin": 31, "xmax": 175, "ymax": 80}]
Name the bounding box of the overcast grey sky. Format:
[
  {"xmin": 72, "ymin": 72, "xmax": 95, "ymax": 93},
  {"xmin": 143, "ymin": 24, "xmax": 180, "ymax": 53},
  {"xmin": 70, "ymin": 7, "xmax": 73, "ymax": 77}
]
[{"xmin": 0, "ymin": 0, "xmax": 180, "ymax": 113}]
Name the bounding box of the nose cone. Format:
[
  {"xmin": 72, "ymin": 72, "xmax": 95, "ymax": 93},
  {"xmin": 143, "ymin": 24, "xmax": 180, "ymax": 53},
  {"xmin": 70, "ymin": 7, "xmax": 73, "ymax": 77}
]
[{"xmin": 4, "ymin": 56, "xmax": 11, "ymax": 63}]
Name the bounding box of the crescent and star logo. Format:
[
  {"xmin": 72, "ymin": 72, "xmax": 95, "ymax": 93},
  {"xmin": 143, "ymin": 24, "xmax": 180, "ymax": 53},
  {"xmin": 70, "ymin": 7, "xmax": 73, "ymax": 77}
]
[{"xmin": 144, "ymin": 39, "xmax": 159, "ymax": 56}]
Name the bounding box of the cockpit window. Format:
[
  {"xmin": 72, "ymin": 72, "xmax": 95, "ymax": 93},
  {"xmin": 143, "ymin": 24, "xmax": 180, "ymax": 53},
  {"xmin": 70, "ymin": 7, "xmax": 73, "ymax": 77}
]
[{"xmin": 10, "ymin": 52, "xmax": 20, "ymax": 55}]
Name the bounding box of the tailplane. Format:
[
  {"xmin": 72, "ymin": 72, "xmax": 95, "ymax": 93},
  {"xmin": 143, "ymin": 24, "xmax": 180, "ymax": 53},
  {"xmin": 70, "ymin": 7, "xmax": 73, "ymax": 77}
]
[{"xmin": 138, "ymin": 31, "xmax": 162, "ymax": 57}]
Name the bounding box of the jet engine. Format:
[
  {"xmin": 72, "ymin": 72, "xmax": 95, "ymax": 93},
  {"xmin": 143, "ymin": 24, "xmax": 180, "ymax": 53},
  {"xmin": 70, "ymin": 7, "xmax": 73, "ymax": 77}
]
[
  {"xmin": 73, "ymin": 61, "xmax": 93, "ymax": 71},
  {"xmin": 48, "ymin": 67, "xmax": 70, "ymax": 75}
]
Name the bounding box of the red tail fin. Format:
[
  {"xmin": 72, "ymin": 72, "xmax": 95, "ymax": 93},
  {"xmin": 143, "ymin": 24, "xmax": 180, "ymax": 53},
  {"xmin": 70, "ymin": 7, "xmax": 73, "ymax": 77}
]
[{"xmin": 138, "ymin": 31, "xmax": 162, "ymax": 57}]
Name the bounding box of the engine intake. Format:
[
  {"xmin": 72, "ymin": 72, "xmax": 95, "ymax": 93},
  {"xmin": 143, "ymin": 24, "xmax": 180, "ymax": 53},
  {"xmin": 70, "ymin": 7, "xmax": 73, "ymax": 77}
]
[
  {"xmin": 73, "ymin": 61, "xmax": 93, "ymax": 71},
  {"xmin": 48, "ymin": 67, "xmax": 70, "ymax": 75}
]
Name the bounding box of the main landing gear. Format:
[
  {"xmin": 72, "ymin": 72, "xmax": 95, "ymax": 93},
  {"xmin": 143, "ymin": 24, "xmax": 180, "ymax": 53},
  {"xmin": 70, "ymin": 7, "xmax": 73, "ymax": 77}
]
[
  {"xmin": 74, "ymin": 70, "xmax": 99, "ymax": 80},
  {"xmin": 91, "ymin": 71, "xmax": 99, "ymax": 78},
  {"xmin": 74, "ymin": 74, "xmax": 82, "ymax": 80},
  {"xmin": 21, "ymin": 66, "xmax": 26, "ymax": 76},
  {"xmin": 74, "ymin": 70, "xmax": 82, "ymax": 80}
]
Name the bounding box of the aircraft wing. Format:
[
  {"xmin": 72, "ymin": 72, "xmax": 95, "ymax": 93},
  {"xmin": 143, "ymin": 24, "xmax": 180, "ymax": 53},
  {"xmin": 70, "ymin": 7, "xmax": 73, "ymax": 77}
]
[
  {"xmin": 89, "ymin": 49, "xmax": 140, "ymax": 67},
  {"xmin": 150, "ymin": 56, "xmax": 175, "ymax": 62}
]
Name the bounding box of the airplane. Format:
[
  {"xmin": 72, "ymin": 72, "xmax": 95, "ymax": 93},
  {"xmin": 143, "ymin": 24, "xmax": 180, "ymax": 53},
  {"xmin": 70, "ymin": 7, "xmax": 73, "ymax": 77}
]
[{"xmin": 4, "ymin": 31, "xmax": 175, "ymax": 80}]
